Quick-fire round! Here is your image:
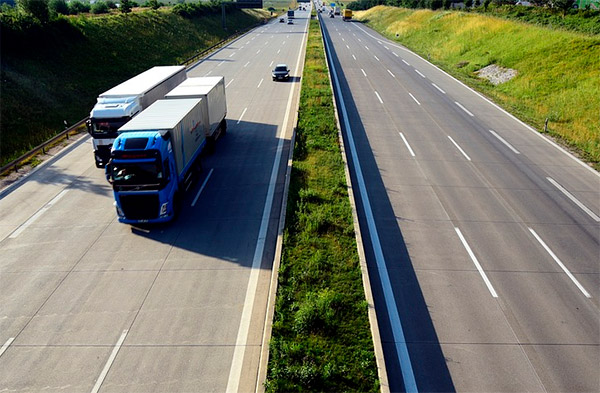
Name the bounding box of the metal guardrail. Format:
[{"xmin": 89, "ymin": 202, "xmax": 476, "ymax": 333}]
[
  {"xmin": 0, "ymin": 119, "xmax": 88, "ymax": 177},
  {"xmin": 0, "ymin": 19, "xmax": 267, "ymax": 178}
]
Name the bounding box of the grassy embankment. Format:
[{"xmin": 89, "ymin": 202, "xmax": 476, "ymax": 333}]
[
  {"xmin": 0, "ymin": 7, "xmax": 269, "ymax": 167},
  {"xmin": 265, "ymin": 15, "xmax": 379, "ymax": 393},
  {"xmin": 355, "ymin": 6, "xmax": 600, "ymax": 170}
]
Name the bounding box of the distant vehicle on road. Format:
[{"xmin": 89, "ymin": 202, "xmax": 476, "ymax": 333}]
[
  {"xmin": 272, "ymin": 64, "xmax": 290, "ymax": 81},
  {"xmin": 287, "ymin": 9, "xmax": 294, "ymax": 19},
  {"xmin": 342, "ymin": 9, "xmax": 352, "ymax": 21},
  {"xmin": 279, "ymin": 17, "xmax": 284, "ymax": 22},
  {"xmin": 288, "ymin": 19, "xmax": 293, "ymax": 24}
]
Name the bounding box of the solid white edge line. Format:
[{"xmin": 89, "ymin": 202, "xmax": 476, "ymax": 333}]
[
  {"xmin": 9, "ymin": 189, "xmax": 69, "ymax": 239},
  {"xmin": 447, "ymin": 136, "xmax": 472, "ymax": 161},
  {"xmin": 0, "ymin": 338, "xmax": 15, "ymax": 358},
  {"xmin": 237, "ymin": 107, "xmax": 247, "ymax": 124},
  {"xmin": 455, "ymin": 101, "xmax": 474, "ymax": 117},
  {"xmin": 489, "ymin": 129, "xmax": 521, "ymax": 155},
  {"xmin": 323, "ymin": 18, "xmax": 418, "ymax": 393},
  {"xmin": 257, "ymin": 78, "xmax": 264, "ymax": 89},
  {"xmin": 375, "ymin": 91, "xmax": 384, "ymax": 104},
  {"xmin": 387, "ymin": 69, "xmax": 395, "ymax": 78},
  {"xmin": 409, "ymin": 93, "xmax": 421, "ymax": 106},
  {"xmin": 355, "ymin": 24, "xmax": 600, "ymax": 177},
  {"xmin": 455, "ymin": 228, "xmax": 499, "ymax": 298},
  {"xmin": 415, "ymin": 69, "xmax": 426, "ymax": 78},
  {"xmin": 226, "ymin": 79, "xmax": 234, "ymax": 88},
  {"xmin": 225, "ymin": 15, "xmax": 308, "ymax": 393},
  {"xmin": 91, "ymin": 330, "xmax": 128, "ymax": 393},
  {"xmin": 191, "ymin": 168, "xmax": 214, "ymax": 207},
  {"xmin": 431, "ymin": 83, "xmax": 446, "ymax": 94},
  {"xmin": 528, "ymin": 228, "xmax": 591, "ymax": 298},
  {"xmin": 399, "ymin": 133, "xmax": 416, "ymax": 157},
  {"xmin": 547, "ymin": 177, "xmax": 600, "ymax": 222}
]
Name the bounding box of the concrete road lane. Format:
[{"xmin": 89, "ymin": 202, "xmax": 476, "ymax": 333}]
[
  {"xmin": 0, "ymin": 9, "xmax": 310, "ymax": 392},
  {"xmin": 320, "ymin": 13, "xmax": 599, "ymax": 393}
]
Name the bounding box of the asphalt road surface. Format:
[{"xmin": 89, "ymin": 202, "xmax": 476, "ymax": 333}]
[
  {"xmin": 0, "ymin": 8, "xmax": 309, "ymax": 392},
  {"xmin": 320, "ymin": 9, "xmax": 599, "ymax": 393}
]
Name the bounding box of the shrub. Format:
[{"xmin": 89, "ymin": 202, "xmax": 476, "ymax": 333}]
[
  {"xmin": 17, "ymin": 0, "xmax": 49, "ymax": 22},
  {"xmin": 48, "ymin": 0, "xmax": 68, "ymax": 15},
  {"xmin": 91, "ymin": 1, "xmax": 109, "ymax": 13},
  {"xmin": 68, "ymin": 0, "xmax": 90, "ymax": 14}
]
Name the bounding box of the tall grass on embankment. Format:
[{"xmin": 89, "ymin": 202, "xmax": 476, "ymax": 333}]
[
  {"xmin": 355, "ymin": 6, "xmax": 600, "ymax": 170},
  {"xmin": 265, "ymin": 16, "xmax": 379, "ymax": 393},
  {"xmin": 0, "ymin": 7, "xmax": 268, "ymax": 167}
]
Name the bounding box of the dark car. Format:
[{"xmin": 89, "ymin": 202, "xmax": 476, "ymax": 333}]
[
  {"xmin": 279, "ymin": 17, "xmax": 285, "ymax": 22},
  {"xmin": 272, "ymin": 64, "xmax": 290, "ymax": 81},
  {"xmin": 287, "ymin": 19, "xmax": 293, "ymax": 24}
]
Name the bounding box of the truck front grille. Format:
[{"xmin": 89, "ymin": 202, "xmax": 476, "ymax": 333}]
[{"xmin": 119, "ymin": 194, "xmax": 159, "ymax": 220}]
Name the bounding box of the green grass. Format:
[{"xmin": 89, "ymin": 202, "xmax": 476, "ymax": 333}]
[
  {"xmin": 355, "ymin": 6, "xmax": 600, "ymax": 170},
  {"xmin": 265, "ymin": 17, "xmax": 379, "ymax": 393},
  {"xmin": 0, "ymin": 7, "xmax": 269, "ymax": 167}
]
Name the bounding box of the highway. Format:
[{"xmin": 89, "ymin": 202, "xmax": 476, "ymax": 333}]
[
  {"xmin": 319, "ymin": 9, "xmax": 599, "ymax": 393},
  {"xmin": 0, "ymin": 8, "xmax": 309, "ymax": 392}
]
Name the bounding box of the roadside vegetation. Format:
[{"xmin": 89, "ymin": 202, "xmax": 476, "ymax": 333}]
[
  {"xmin": 265, "ymin": 15, "xmax": 379, "ymax": 393},
  {"xmin": 347, "ymin": 0, "xmax": 600, "ymax": 35},
  {"xmin": 353, "ymin": 6, "xmax": 600, "ymax": 169},
  {"xmin": 0, "ymin": 1, "xmax": 269, "ymax": 167}
]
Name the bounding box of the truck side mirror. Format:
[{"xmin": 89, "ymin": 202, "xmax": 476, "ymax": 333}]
[
  {"xmin": 86, "ymin": 119, "xmax": 92, "ymax": 135},
  {"xmin": 105, "ymin": 163, "xmax": 113, "ymax": 184}
]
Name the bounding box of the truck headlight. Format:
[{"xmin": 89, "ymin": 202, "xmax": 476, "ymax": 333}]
[
  {"xmin": 160, "ymin": 202, "xmax": 168, "ymax": 217},
  {"xmin": 114, "ymin": 202, "xmax": 124, "ymax": 217}
]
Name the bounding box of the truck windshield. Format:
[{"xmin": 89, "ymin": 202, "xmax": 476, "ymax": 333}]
[
  {"xmin": 91, "ymin": 118, "xmax": 129, "ymax": 137},
  {"xmin": 111, "ymin": 160, "xmax": 163, "ymax": 187}
]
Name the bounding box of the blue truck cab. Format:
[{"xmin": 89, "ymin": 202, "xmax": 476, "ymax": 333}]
[{"xmin": 107, "ymin": 98, "xmax": 207, "ymax": 224}]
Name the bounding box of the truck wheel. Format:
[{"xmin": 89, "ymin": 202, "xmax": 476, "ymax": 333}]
[
  {"xmin": 173, "ymin": 191, "xmax": 181, "ymax": 219},
  {"xmin": 207, "ymin": 137, "xmax": 216, "ymax": 155},
  {"xmin": 220, "ymin": 119, "xmax": 227, "ymax": 136}
]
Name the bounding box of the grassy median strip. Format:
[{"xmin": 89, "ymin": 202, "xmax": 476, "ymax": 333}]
[{"xmin": 265, "ymin": 17, "xmax": 379, "ymax": 392}]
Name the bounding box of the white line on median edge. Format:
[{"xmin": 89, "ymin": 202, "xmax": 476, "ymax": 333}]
[
  {"xmin": 0, "ymin": 338, "xmax": 15, "ymax": 358},
  {"xmin": 10, "ymin": 189, "xmax": 69, "ymax": 239},
  {"xmin": 322, "ymin": 19, "xmax": 418, "ymax": 393},
  {"xmin": 547, "ymin": 178, "xmax": 600, "ymax": 222},
  {"xmin": 455, "ymin": 228, "xmax": 498, "ymax": 298},
  {"xmin": 91, "ymin": 330, "xmax": 128, "ymax": 393},
  {"xmin": 489, "ymin": 129, "xmax": 520, "ymax": 155},
  {"xmin": 399, "ymin": 133, "xmax": 416, "ymax": 157},
  {"xmin": 191, "ymin": 168, "xmax": 214, "ymax": 207},
  {"xmin": 447, "ymin": 136, "xmax": 472, "ymax": 161},
  {"xmin": 225, "ymin": 16, "xmax": 308, "ymax": 393},
  {"xmin": 528, "ymin": 228, "xmax": 591, "ymax": 298}
]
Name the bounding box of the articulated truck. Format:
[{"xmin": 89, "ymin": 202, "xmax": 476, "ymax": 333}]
[
  {"xmin": 107, "ymin": 99, "xmax": 208, "ymax": 224},
  {"xmin": 87, "ymin": 66, "xmax": 186, "ymax": 168},
  {"xmin": 164, "ymin": 77, "xmax": 227, "ymax": 153}
]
